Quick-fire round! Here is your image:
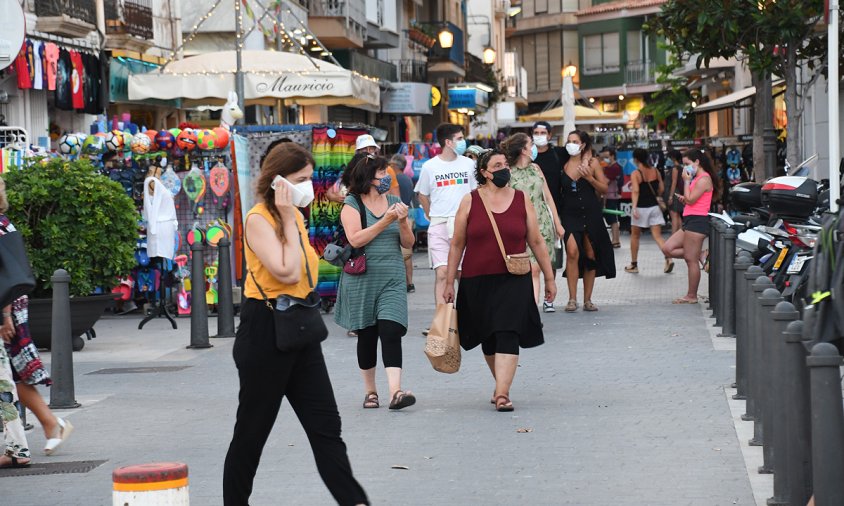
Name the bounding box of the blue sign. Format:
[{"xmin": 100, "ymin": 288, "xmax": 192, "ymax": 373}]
[{"xmin": 447, "ymin": 88, "xmax": 477, "ymax": 110}]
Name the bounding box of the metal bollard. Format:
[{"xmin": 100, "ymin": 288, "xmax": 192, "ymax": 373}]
[
  {"xmin": 718, "ymin": 227, "xmax": 738, "ymax": 337},
  {"xmin": 715, "ymin": 220, "xmax": 728, "ymax": 325},
  {"xmin": 767, "ymin": 298, "xmax": 796, "ymax": 505},
  {"xmin": 732, "ymin": 253, "xmax": 753, "ymax": 399},
  {"xmin": 782, "ymin": 319, "xmax": 812, "ymax": 506},
  {"xmin": 707, "ymin": 221, "xmax": 717, "ymax": 312},
  {"xmin": 749, "ymin": 275, "xmax": 774, "ymax": 450},
  {"xmin": 741, "ymin": 265, "xmax": 765, "ymax": 420},
  {"xmin": 187, "ymin": 242, "xmax": 212, "ymax": 350},
  {"xmin": 49, "ymin": 269, "xmax": 80, "ymax": 409},
  {"xmin": 757, "ymin": 287, "xmax": 782, "ymax": 475},
  {"xmin": 212, "ymin": 236, "xmax": 236, "ymax": 339},
  {"xmin": 807, "ymin": 343, "xmax": 844, "ymax": 506},
  {"xmin": 710, "ymin": 220, "xmax": 725, "ymax": 319}
]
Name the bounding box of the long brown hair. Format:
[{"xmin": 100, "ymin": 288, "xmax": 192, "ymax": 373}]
[
  {"xmin": 685, "ymin": 148, "xmax": 722, "ymax": 202},
  {"xmin": 256, "ymin": 142, "xmax": 314, "ymax": 241},
  {"xmin": 500, "ymin": 132, "xmax": 530, "ymax": 167}
]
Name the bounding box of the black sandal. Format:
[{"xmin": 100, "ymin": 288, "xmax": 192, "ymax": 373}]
[
  {"xmin": 0, "ymin": 455, "xmax": 32, "ymax": 468},
  {"xmin": 363, "ymin": 392, "xmax": 379, "ymax": 409},
  {"xmin": 388, "ymin": 390, "xmax": 416, "ymax": 410}
]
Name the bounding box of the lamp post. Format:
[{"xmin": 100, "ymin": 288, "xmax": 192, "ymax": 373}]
[
  {"xmin": 562, "ymin": 63, "xmax": 577, "ymax": 137},
  {"xmin": 468, "ymin": 15, "xmax": 496, "ymax": 65},
  {"xmin": 438, "ymin": 25, "xmax": 454, "ymax": 49}
]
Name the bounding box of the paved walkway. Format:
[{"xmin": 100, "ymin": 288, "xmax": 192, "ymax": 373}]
[{"xmin": 4, "ymin": 235, "xmax": 759, "ymax": 505}]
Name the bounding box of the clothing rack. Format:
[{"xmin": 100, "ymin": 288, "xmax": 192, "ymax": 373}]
[
  {"xmin": 25, "ymin": 30, "xmax": 102, "ymax": 55},
  {"xmin": 138, "ymin": 258, "xmax": 177, "ymax": 330}
]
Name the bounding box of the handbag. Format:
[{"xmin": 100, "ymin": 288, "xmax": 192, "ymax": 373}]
[
  {"xmin": 424, "ymin": 303, "xmax": 461, "ymax": 373},
  {"xmin": 640, "ymin": 169, "xmax": 668, "ymax": 213},
  {"xmin": 0, "ymin": 227, "xmax": 35, "ymax": 308},
  {"xmin": 249, "ymin": 231, "xmax": 328, "ymax": 352},
  {"xmin": 477, "ymin": 191, "xmax": 531, "ymax": 276},
  {"xmin": 342, "ymin": 194, "xmax": 368, "ymax": 275}
]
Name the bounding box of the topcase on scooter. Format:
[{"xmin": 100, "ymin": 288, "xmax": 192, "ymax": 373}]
[
  {"xmin": 729, "ymin": 182, "xmax": 763, "ymax": 212},
  {"xmin": 761, "ymin": 176, "xmax": 817, "ymax": 218}
]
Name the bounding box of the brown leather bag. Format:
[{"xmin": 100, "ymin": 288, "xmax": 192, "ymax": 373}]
[{"xmin": 477, "ymin": 190, "xmax": 531, "ymax": 275}]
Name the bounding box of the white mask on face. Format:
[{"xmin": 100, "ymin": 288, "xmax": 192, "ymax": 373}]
[
  {"xmin": 565, "ymin": 143, "xmax": 582, "ymax": 156},
  {"xmin": 532, "ymin": 135, "xmax": 549, "ymax": 147},
  {"xmin": 272, "ymin": 175, "xmax": 315, "ymax": 208}
]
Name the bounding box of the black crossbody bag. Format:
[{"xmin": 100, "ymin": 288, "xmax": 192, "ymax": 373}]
[{"xmin": 249, "ymin": 231, "xmax": 328, "ymax": 352}]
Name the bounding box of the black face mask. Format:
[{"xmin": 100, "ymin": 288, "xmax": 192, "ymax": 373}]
[{"xmin": 489, "ymin": 168, "xmax": 511, "ymax": 188}]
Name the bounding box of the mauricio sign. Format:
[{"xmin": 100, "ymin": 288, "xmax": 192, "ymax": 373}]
[{"xmin": 254, "ymin": 75, "xmax": 336, "ymax": 94}]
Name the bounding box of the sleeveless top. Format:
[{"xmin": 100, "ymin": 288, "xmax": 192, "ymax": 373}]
[
  {"xmin": 244, "ymin": 203, "xmax": 320, "ymax": 300},
  {"xmin": 635, "ymin": 169, "xmax": 660, "ymax": 208},
  {"xmin": 462, "ymin": 190, "xmax": 527, "ymax": 278},
  {"xmin": 683, "ymin": 173, "xmax": 713, "ymax": 217}
]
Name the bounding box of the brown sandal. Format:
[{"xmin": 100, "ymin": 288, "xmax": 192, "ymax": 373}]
[
  {"xmin": 388, "ymin": 390, "xmax": 416, "ymax": 410},
  {"xmin": 494, "ymin": 395, "xmax": 514, "ymax": 412},
  {"xmin": 583, "ymin": 301, "xmax": 598, "ymax": 312},
  {"xmin": 363, "ymin": 392, "xmax": 379, "ymax": 409},
  {"xmin": 564, "ymin": 299, "xmax": 578, "ymax": 312}
]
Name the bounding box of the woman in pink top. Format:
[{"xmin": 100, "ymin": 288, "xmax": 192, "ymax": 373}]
[{"xmin": 661, "ymin": 149, "xmax": 718, "ymax": 304}]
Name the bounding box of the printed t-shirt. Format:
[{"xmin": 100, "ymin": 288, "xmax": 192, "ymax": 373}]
[
  {"xmin": 13, "ymin": 43, "xmax": 31, "ymax": 89},
  {"xmin": 83, "ymin": 54, "xmax": 101, "ymax": 114},
  {"xmin": 55, "ymin": 49, "xmax": 73, "ymax": 110},
  {"xmin": 413, "ymin": 155, "xmax": 477, "ymax": 218},
  {"xmin": 44, "ymin": 43, "xmax": 59, "ymax": 91},
  {"xmin": 32, "ymin": 41, "xmax": 44, "ymax": 90},
  {"xmin": 604, "ymin": 162, "xmax": 623, "ymax": 199},
  {"xmin": 69, "ymin": 50, "xmax": 85, "ymax": 110}
]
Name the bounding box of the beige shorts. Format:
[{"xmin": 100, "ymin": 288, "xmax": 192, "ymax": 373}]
[{"xmin": 631, "ymin": 205, "xmax": 666, "ymax": 228}]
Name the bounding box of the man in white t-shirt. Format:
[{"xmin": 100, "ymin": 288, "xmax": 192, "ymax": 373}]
[{"xmin": 415, "ymin": 123, "xmax": 477, "ymax": 307}]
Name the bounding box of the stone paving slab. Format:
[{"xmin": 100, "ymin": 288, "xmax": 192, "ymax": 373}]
[{"xmin": 5, "ymin": 234, "xmax": 758, "ymax": 505}]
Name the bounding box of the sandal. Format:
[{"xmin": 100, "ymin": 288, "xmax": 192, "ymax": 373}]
[
  {"xmin": 44, "ymin": 417, "xmax": 73, "ymax": 456},
  {"xmin": 699, "ymin": 249, "xmax": 710, "ymax": 271},
  {"xmin": 583, "ymin": 301, "xmax": 598, "ymax": 312},
  {"xmin": 388, "ymin": 390, "xmax": 416, "ymax": 410},
  {"xmin": 363, "ymin": 392, "xmax": 379, "ymax": 409},
  {"xmin": 494, "ymin": 395, "xmax": 514, "ymax": 412},
  {"xmin": 672, "ymin": 296, "xmax": 699, "ymax": 304},
  {"xmin": 564, "ymin": 300, "xmax": 578, "ymax": 312},
  {"xmin": 664, "ymin": 259, "xmax": 674, "ymax": 274},
  {"xmin": 612, "ymin": 242, "xmax": 621, "ymax": 249},
  {"xmin": 0, "ymin": 455, "xmax": 32, "ymax": 468}
]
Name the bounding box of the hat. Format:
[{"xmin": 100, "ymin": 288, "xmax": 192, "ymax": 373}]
[
  {"xmin": 466, "ymin": 145, "xmax": 487, "ymax": 157},
  {"xmin": 355, "ymin": 134, "xmax": 379, "ymax": 151},
  {"xmin": 533, "ymin": 121, "xmax": 552, "ymax": 132}
]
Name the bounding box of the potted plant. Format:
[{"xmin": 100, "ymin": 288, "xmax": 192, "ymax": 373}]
[{"xmin": 3, "ymin": 157, "xmax": 138, "ymax": 350}]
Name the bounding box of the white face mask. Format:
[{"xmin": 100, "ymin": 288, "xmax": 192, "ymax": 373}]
[
  {"xmin": 272, "ymin": 176, "xmax": 315, "ymax": 208},
  {"xmin": 532, "ymin": 135, "xmax": 549, "ymax": 147},
  {"xmin": 565, "ymin": 143, "xmax": 582, "ymax": 156}
]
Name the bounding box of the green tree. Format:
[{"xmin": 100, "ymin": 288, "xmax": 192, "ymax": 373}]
[{"xmin": 639, "ymin": 47, "xmax": 697, "ymax": 139}]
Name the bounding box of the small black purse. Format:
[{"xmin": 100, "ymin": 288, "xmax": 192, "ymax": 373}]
[
  {"xmin": 0, "ymin": 227, "xmax": 35, "ymax": 308},
  {"xmin": 250, "ymin": 232, "xmax": 328, "ymax": 352}
]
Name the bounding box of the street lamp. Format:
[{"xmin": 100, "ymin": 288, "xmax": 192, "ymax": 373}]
[
  {"xmin": 468, "ymin": 15, "xmax": 496, "ymax": 65},
  {"xmin": 483, "ymin": 46, "xmax": 497, "ymax": 65},
  {"xmin": 563, "ymin": 61, "xmax": 577, "ymax": 78},
  {"xmin": 438, "ymin": 26, "xmax": 454, "ymax": 49}
]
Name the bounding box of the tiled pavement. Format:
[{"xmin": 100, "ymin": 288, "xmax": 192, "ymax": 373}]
[{"xmin": 5, "ymin": 233, "xmax": 762, "ymax": 505}]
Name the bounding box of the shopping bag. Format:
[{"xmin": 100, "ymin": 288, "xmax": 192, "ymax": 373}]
[
  {"xmin": 424, "ymin": 303, "xmax": 461, "ymax": 373},
  {"xmin": 0, "ymin": 229, "xmax": 35, "ymax": 308}
]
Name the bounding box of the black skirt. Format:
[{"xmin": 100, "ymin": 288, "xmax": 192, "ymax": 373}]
[{"xmin": 455, "ymin": 273, "xmax": 544, "ymax": 351}]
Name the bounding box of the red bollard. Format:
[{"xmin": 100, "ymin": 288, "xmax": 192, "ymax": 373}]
[{"xmin": 112, "ymin": 462, "xmax": 189, "ymax": 505}]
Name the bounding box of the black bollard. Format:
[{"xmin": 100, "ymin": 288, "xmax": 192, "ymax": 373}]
[
  {"xmin": 807, "ymin": 343, "xmax": 844, "ymax": 506},
  {"xmin": 749, "ymin": 275, "xmax": 774, "ymax": 450},
  {"xmin": 767, "ymin": 297, "xmax": 795, "ymax": 506},
  {"xmin": 782, "ymin": 319, "xmax": 812, "ymax": 506},
  {"xmin": 49, "ymin": 269, "xmax": 80, "ymax": 409},
  {"xmin": 212, "ymin": 236, "xmax": 236, "ymax": 339},
  {"xmin": 715, "ymin": 220, "xmax": 728, "ymax": 325},
  {"xmin": 187, "ymin": 242, "xmax": 212, "ymax": 349},
  {"xmin": 742, "ymin": 265, "xmax": 765, "ymax": 419},
  {"xmin": 757, "ymin": 287, "xmax": 782, "ymax": 475},
  {"xmin": 718, "ymin": 227, "xmax": 738, "ymax": 337},
  {"xmin": 732, "ymin": 253, "xmax": 753, "ymax": 399},
  {"xmin": 710, "ymin": 220, "xmax": 725, "ymax": 319},
  {"xmin": 707, "ymin": 221, "xmax": 716, "ymax": 312}
]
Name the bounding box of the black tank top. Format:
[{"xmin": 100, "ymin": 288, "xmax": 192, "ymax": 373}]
[{"xmin": 636, "ymin": 169, "xmax": 660, "ymax": 208}]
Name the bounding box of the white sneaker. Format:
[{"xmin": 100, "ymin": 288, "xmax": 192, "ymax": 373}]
[{"xmin": 543, "ymin": 301, "xmax": 555, "ymax": 313}]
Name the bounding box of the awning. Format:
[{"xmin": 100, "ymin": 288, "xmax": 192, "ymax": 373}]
[
  {"xmin": 694, "ymin": 80, "xmax": 785, "ymax": 113},
  {"xmin": 502, "ymin": 104, "xmax": 628, "ymax": 127},
  {"xmin": 128, "ymin": 50, "xmax": 381, "ymax": 109}
]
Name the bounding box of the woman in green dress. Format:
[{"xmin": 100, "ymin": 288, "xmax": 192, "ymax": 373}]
[
  {"xmin": 335, "ymin": 155, "xmax": 417, "ymax": 410},
  {"xmin": 501, "ymin": 133, "xmax": 564, "ymax": 311}
]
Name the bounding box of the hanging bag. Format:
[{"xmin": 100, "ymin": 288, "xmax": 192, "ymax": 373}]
[
  {"xmin": 0, "ymin": 226, "xmax": 35, "ymax": 308},
  {"xmin": 477, "ymin": 191, "xmax": 531, "ymax": 275},
  {"xmin": 424, "ymin": 303, "xmax": 461, "ymax": 373},
  {"xmin": 249, "ymin": 231, "xmax": 328, "ymax": 352},
  {"xmin": 342, "ymin": 194, "xmax": 368, "ymax": 275}
]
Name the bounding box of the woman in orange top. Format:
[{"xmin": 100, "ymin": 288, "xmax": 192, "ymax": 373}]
[{"xmin": 223, "ymin": 143, "xmax": 368, "ymax": 506}]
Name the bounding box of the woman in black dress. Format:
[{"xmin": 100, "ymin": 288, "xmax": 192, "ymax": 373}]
[{"xmin": 560, "ymin": 130, "xmax": 616, "ymax": 312}]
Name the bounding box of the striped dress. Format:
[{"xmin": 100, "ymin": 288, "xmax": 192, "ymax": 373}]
[{"xmin": 334, "ymin": 194, "xmax": 408, "ymax": 331}]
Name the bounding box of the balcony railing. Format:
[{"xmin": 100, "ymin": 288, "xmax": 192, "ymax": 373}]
[
  {"xmin": 105, "ymin": 0, "xmax": 154, "ymax": 40},
  {"xmin": 306, "ymin": 0, "xmax": 367, "ymax": 47},
  {"xmin": 334, "ymin": 50, "xmax": 397, "ymax": 82},
  {"xmin": 625, "ymin": 60, "xmax": 657, "ymax": 85},
  {"xmin": 426, "ymin": 21, "xmax": 464, "ymax": 67},
  {"xmin": 34, "ymin": 0, "xmax": 97, "ymax": 26},
  {"xmin": 393, "ymin": 59, "xmax": 427, "ymax": 83}
]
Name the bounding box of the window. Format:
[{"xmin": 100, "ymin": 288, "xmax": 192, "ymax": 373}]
[
  {"xmin": 627, "ymin": 30, "xmax": 642, "ymax": 64},
  {"xmin": 535, "ymin": 0, "xmax": 548, "ymax": 13},
  {"xmin": 583, "ymin": 32, "xmax": 620, "ymax": 74}
]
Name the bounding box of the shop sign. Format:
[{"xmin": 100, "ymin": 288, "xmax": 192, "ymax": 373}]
[
  {"xmin": 381, "ymin": 82, "xmax": 433, "ymax": 115},
  {"xmin": 447, "ymin": 88, "xmax": 477, "ymax": 110},
  {"xmin": 667, "ymin": 139, "xmax": 703, "ymax": 149}
]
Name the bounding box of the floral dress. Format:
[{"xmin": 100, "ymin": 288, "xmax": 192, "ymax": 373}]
[
  {"xmin": 509, "ymin": 164, "xmax": 555, "ymax": 262},
  {"xmin": 1, "ymin": 344, "xmax": 30, "ymax": 459}
]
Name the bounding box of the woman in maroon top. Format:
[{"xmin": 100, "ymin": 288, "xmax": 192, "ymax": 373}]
[{"xmin": 443, "ymin": 149, "xmax": 556, "ymax": 412}]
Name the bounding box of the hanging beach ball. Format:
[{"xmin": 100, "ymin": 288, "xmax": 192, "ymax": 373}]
[
  {"xmin": 212, "ymin": 127, "xmax": 229, "ymax": 149},
  {"xmin": 155, "ymin": 130, "xmax": 176, "ymax": 151},
  {"xmin": 168, "ymin": 128, "xmax": 182, "ymax": 140},
  {"xmin": 176, "ymin": 129, "xmax": 198, "ymax": 151},
  {"xmin": 197, "ymin": 129, "xmax": 217, "ymax": 150},
  {"xmin": 131, "ymin": 134, "xmax": 152, "ymax": 154},
  {"xmin": 58, "ymin": 133, "xmax": 82, "ymax": 156},
  {"xmin": 81, "ymin": 135, "xmax": 106, "ymax": 156},
  {"xmin": 144, "ymin": 129, "xmax": 158, "ymax": 145},
  {"xmin": 105, "ymin": 130, "xmax": 125, "ymax": 152},
  {"xmin": 122, "ymin": 131, "xmax": 135, "ymax": 149}
]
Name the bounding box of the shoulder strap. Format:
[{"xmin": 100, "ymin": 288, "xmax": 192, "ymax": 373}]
[
  {"xmin": 248, "ymin": 225, "xmax": 314, "ymax": 309},
  {"xmin": 352, "ymin": 193, "xmax": 367, "ymax": 254},
  {"xmin": 476, "ymin": 190, "xmax": 509, "ymax": 263}
]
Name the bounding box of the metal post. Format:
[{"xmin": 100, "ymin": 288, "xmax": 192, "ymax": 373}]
[
  {"xmin": 732, "ymin": 253, "xmax": 753, "ymax": 399},
  {"xmin": 829, "ymin": 0, "xmax": 840, "ymax": 212},
  {"xmin": 782, "ymin": 319, "xmax": 812, "ymax": 506},
  {"xmin": 767, "ymin": 297, "xmax": 794, "ymax": 506},
  {"xmin": 757, "ymin": 287, "xmax": 781, "ymax": 475},
  {"xmin": 719, "ymin": 227, "xmax": 738, "ymax": 337},
  {"xmin": 710, "ymin": 221, "xmax": 724, "ymax": 319},
  {"xmin": 707, "ymin": 222, "xmax": 716, "ymax": 312},
  {"xmin": 188, "ymin": 242, "xmax": 212, "ymax": 349},
  {"xmin": 742, "ymin": 265, "xmax": 765, "ymax": 421},
  {"xmin": 49, "ymin": 269, "xmax": 80, "ymax": 409},
  {"xmin": 808, "ymin": 343, "xmax": 844, "ymax": 506},
  {"xmin": 212, "ymin": 236, "xmax": 236, "ymax": 338},
  {"xmin": 749, "ymin": 275, "xmax": 775, "ymax": 452},
  {"xmin": 714, "ymin": 220, "xmax": 726, "ymax": 326}
]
